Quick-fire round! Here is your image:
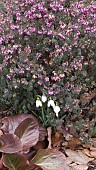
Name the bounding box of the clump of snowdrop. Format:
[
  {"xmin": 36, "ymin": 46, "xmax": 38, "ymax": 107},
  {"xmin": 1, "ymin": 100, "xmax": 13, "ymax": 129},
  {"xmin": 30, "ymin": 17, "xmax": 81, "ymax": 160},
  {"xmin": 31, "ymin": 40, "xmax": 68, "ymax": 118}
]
[{"xmin": 35, "ymin": 94, "xmax": 61, "ymax": 127}]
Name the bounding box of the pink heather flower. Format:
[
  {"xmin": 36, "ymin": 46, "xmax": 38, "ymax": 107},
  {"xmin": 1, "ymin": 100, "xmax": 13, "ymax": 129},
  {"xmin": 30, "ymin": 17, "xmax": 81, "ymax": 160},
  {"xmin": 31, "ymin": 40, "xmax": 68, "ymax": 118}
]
[
  {"xmin": 59, "ymin": 74, "xmax": 65, "ymax": 78},
  {"xmin": 48, "ymin": 14, "xmax": 55, "ymax": 21},
  {"xmin": 38, "ymin": 74, "xmax": 42, "ymax": 79},
  {"xmin": 59, "ymin": 22, "xmax": 66, "ymax": 30},
  {"xmin": 32, "ymin": 75, "xmax": 37, "ymax": 79},
  {"xmin": 36, "ymin": 13, "xmax": 42, "ymax": 18},
  {"xmin": 46, "ymin": 22, "xmax": 52, "ymax": 27},
  {"xmin": 26, "ymin": 67, "xmax": 30, "ymax": 71},
  {"xmin": 19, "ymin": 70, "xmax": 24, "ymax": 74},
  {"xmin": 0, "ymin": 65, "xmax": 2, "ymax": 71},
  {"xmin": 30, "ymin": 27, "xmax": 36, "ymax": 33},
  {"xmin": 37, "ymin": 81, "xmax": 42, "ymax": 86},
  {"xmin": 0, "ymin": 38, "xmax": 3, "ymax": 44},
  {"xmin": 51, "ymin": 77, "xmax": 60, "ymax": 81},
  {"xmin": 58, "ymin": 6, "xmax": 64, "ymax": 11},
  {"xmin": 47, "ymin": 30, "xmax": 52, "ymax": 35},
  {"xmin": 6, "ymin": 74, "xmax": 11, "ymax": 79},
  {"xmin": 45, "ymin": 77, "xmax": 49, "ymax": 82},
  {"xmin": 25, "ymin": 46, "xmax": 31, "ymax": 54},
  {"xmin": 49, "ymin": 4, "xmax": 56, "ymax": 11},
  {"xmin": 48, "ymin": 91, "xmax": 54, "ymax": 95},
  {"xmin": 36, "ymin": 53, "xmax": 42, "ymax": 60},
  {"xmin": 13, "ymin": 45, "xmax": 18, "ymax": 50},
  {"xmin": 38, "ymin": 30, "xmax": 42, "ymax": 35},
  {"xmin": 58, "ymin": 33, "xmax": 65, "ymax": 39}
]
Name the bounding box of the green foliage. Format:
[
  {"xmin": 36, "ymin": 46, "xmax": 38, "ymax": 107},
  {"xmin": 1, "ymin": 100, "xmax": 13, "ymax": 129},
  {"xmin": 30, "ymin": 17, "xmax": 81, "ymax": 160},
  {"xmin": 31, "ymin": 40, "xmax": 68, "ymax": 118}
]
[{"xmin": 0, "ymin": 0, "xmax": 96, "ymax": 142}]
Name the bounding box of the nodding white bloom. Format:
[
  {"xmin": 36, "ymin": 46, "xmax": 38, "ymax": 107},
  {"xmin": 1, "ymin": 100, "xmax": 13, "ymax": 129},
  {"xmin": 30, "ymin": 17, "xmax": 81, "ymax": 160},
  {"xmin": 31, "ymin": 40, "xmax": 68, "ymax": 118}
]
[
  {"xmin": 48, "ymin": 99, "xmax": 55, "ymax": 108},
  {"xmin": 54, "ymin": 106, "xmax": 60, "ymax": 117},
  {"xmin": 36, "ymin": 99, "xmax": 42, "ymax": 108},
  {"xmin": 41, "ymin": 95, "xmax": 47, "ymax": 103}
]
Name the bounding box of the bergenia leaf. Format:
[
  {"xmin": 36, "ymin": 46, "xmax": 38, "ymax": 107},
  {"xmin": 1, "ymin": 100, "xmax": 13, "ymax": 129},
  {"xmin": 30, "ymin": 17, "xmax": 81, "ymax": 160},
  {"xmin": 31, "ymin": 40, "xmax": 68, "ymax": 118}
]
[
  {"xmin": 15, "ymin": 118, "xmax": 39, "ymax": 150},
  {"xmin": 1, "ymin": 114, "xmax": 33, "ymax": 134},
  {"xmin": 3, "ymin": 153, "xmax": 30, "ymax": 170},
  {"xmin": 0, "ymin": 134, "xmax": 22, "ymax": 153},
  {"xmin": 30, "ymin": 149, "xmax": 66, "ymax": 170}
]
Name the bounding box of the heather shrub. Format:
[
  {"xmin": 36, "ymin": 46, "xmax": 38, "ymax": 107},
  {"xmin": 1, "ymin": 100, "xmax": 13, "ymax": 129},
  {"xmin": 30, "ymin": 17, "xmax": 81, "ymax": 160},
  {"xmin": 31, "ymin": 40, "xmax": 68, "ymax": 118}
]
[{"xmin": 0, "ymin": 0, "xmax": 96, "ymax": 133}]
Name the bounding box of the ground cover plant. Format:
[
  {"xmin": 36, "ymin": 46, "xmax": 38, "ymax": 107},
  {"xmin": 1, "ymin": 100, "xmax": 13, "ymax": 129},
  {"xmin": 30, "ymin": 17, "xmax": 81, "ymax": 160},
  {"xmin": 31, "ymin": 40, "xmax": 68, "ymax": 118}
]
[{"xmin": 0, "ymin": 0, "xmax": 96, "ymax": 150}]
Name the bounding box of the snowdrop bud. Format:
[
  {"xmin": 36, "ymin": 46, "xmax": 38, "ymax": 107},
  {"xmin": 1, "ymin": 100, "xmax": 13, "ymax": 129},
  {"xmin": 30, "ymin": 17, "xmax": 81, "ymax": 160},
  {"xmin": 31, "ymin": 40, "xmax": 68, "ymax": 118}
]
[
  {"xmin": 36, "ymin": 100, "xmax": 42, "ymax": 108},
  {"xmin": 42, "ymin": 95, "xmax": 47, "ymax": 103},
  {"xmin": 48, "ymin": 99, "xmax": 55, "ymax": 108},
  {"xmin": 54, "ymin": 106, "xmax": 60, "ymax": 117}
]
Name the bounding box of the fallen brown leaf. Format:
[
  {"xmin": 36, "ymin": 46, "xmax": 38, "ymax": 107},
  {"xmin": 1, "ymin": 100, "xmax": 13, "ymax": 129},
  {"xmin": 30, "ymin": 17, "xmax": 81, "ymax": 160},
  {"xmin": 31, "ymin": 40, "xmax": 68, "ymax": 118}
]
[
  {"xmin": 83, "ymin": 147, "xmax": 96, "ymax": 158},
  {"xmin": 0, "ymin": 130, "xmax": 3, "ymax": 136},
  {"xmin": 80, "ymin": 91, "xmax": 95, "ymax": 105},
  {"xmin": 90, "ymin": 146, "xmax": 96, "ymax": 151},
  {"xmin": 83, "ymin": 144, "xmax": 91, "ymax": 149},
  {"xmin": 83, "ymin": 148, "xmax": 91, "ymax": 157},
  {"xmin": 33, "ymin": 140, "xmax": 48, "ymax": 151},
  {"xmin": 67, "ymin": 137, "xmax": 80, "ymax": 150},
  {"xmin": 90, "ymin": 151, "xmax": 96, "ymax": 157},
  {"xmin": 52, "ymin": 130, "xmax": 64, "ymax": 148},
  {"xmin": 64, "ymin": 133, "xmax": 73, "ymax": 141},
  {"xmin": 65, "ymin": 149, "xmax": 93, "ymax": 164},
  {"xmin": 71, "ymin": 164, "xmax": 88, "ymax": 170},
  {"xmin": 91, "ymin": 138, "xmax": 96, "ymax": 147}
]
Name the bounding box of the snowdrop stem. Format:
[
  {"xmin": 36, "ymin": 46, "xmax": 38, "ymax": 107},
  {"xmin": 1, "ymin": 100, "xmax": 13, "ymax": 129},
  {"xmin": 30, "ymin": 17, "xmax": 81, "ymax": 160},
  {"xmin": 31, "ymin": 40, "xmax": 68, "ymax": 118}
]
[
  {"xmin": 47, "ymin": 105, "xmax": 49, "ymax": 115},
  {"xmin": 42, "ymin": 106, "xmax": 45, "ymax": 124}
]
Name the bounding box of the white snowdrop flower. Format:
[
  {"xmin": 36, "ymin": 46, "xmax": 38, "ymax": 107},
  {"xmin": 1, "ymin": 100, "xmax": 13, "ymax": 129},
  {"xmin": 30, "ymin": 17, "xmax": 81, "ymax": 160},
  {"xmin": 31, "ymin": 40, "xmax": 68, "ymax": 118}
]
[
  {"xmin": 54, "ymin": 106, "xmax": 60, "ymax": 117},
  {"xmin": 36, "ymin": 99, "xmax": 42, "ymax": 108},
  {"xmin": 48, "ymin": 99, "xmax": 55, "ymax": 108},
  {"xmin": 41, "ymin": 95, "xmax": 47, "ymax": 103}
]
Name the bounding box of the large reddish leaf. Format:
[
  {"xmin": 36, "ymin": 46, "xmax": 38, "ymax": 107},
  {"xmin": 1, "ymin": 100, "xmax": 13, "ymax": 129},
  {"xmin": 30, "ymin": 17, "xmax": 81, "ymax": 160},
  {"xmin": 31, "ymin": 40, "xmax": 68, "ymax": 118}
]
[
  {"xmin": 3, "ymin": 153, "xmax": 30, "ymax": 170},
  {"xmin": 30, "ymin": 149, "xmax": 66, "ymax": 170},
  {"xmin": 39, "ymin": 124, "xmax": 47, "ymax": 141},
  {"xmin": 0, "ymin": 134, "xmax": 22, "ymax": 153},
  {"xmin": 0, "ymin": 158, "xmax": 3, "ymax": 169},
  {"xmin": 1, "ymin": 114, "xmax": 33, "ymax": 134},
  {"xmin": 14, "ymin": 118, "xmax": 39, "ymax": 150}
]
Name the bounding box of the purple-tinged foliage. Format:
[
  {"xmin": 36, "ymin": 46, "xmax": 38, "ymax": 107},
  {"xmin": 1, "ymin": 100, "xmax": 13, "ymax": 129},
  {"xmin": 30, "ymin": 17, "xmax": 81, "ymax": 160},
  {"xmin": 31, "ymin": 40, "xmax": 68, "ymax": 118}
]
[{"xmin": 0, "ymin": 114, "xmax": 66, "ymax": 170}]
